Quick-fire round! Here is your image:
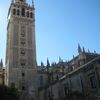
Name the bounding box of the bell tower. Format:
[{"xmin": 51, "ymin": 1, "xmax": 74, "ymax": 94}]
[
  {"xmin": 6, "ymin": 0, "xmax": 37, "ymax": 99},
  {"xmin": 15, "ymin": 0, "xmax": 26, "ymax": 3}
]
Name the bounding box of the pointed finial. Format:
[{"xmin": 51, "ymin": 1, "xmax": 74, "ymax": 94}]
[
  {"xmin": 73, "ymin": 55, "xmax": 75, "ymax": 59},
  {"xmin": 88, "ymin": 49, "xmax": 90, "ymax": 53},
  {"xmin": 59, "ymin": 56, "xmax": 63, "ymax": 62},
  {"xmin": 83, "ymin": 47, "xmax": 85, "ymax": 53},
  {"xmin": 78, "ymin": 43, "xmax": 82, "ymax": 54},
  {"xmin": 94, "ymin": 50, "xmax": 96, "ymax": 54},
  {"xmin": 47, "ymin": 58, "xmax": 50, "ymax": 67},
  {"xmin": 41, "ymin": 61, "xmax": 44, "ymax": 67}
]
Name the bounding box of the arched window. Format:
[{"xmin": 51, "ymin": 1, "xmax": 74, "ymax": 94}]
[
  {"xmin": 22, "ymin": 73, "xmax": 25, "ymax": 77},
  {"xmin": 20, "ymin": 0, "xmax": 24, "ymax": 1},
  {"xmin": 22, "ymin": 8, "xmax": 25, "ymax": 17},
  {"xmin": 17, "ymin": 9, "xmax": 20, "ymax": 16},
  {"xmin": 13, "ymin": 9, "xmax": 16, "ymax": 15},
  {"xmin": 20, "ymin": 49, "xmax": 26, "ymax": 56},
  {"xmin": 22, "ymin": 86, "xmax": 25, "ymax": 91},
  {"xmin": 20, "ymin": 59, "xmax": 26, "ymax": 67},
  {"xmin": 27, "ymin": 11, "xmax": 29, "ymax": 17},
  {"xmin": 30, "ymin": 12, "xmax": 33, "ymax": 18}
]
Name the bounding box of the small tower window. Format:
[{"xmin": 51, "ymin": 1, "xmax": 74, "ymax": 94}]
[
  {"xmin": 22, "ymin": 8, "xmax": 25, "ymax": 17},
  {"xmin": 20, "ymin": 59, "xmax": 26, "ymax": 67},
  {"xmin": 21, "ymin": 41, "xmax": 26, "ymax": 46},
  {"xmin": 21, "ymin": 26, "xmax": 26, "ymax": 37},
  {"xmin": 21, "ymin": 62, "xmax": 25, "ymax": 66},
  {"xmin": 30, "ymin": 12, "xmax": 33, "ymax": 18},
  {"xmin": 90, "ymin": 75, "xmax": 97, "ymax": 89},
  {"xmin": 20, "ymin": 49, "xmax": 26, "ymax": 56},
  {"xmin": 21, "ymin": 33, "xmax": 25, "ymax": 37},
  {"xmin": 20, "ymin": 38, "xmax": 26, "ymax": 46},
  {"xmin": 13, "ymin": 9, "xmax": 16, "ymax": 15},
  {"xmin": 20, "ymin": 0, "xmax": 24, "ymax": 1},
  {"xmin": 22, "ymin": 73, "xmax": 25, "ymax": 77},
  {"xmin": 22, "ymin": 86, "xmax": 25, "ymax": 91},
  {"xmin": 27, "ymin": 11, "xmax": 29, "ymax": 17},
  {"xmin": 17, "ymin": 9, "xmax": 20, "ymax": 16}
]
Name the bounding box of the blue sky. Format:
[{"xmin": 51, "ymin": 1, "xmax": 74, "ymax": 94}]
[{"xmin": 0, "ymin": 0, "xmax": 100, "ymax": 65}]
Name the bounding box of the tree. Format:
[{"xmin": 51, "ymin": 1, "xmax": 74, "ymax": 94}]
[
  {"xmin": 0, "ymin": 84, "xmax": 21, "ymax": 100},
  {"xmin": 95, "ymin": 95, "xmax": 100, "ymax": 100}
]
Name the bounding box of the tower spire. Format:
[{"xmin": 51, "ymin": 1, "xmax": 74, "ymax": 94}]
[
  {"xmin": 94, "ymin": 50, "xmax": 96, "ymax": 54},
  {"xmin": 78, "ymin": 43, "xmax": 82, "ymax": 54},
  {"xmin": 59, "ymin": 56, "xmax": 62, "ymax": 62},
  {"xmin": 47, "ymin": 58, "xmax": 50, "ymax": 67},
  {"xmin": 88, "ymin": 49, "xmax": 90, "ymax": 53},
  {"xmin": 83, "ymin": 47, "xmax": 85, "ymax": 53}
]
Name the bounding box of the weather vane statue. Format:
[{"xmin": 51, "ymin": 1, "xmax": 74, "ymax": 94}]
[
  {"xmin": 32, "ymin": 0, "xmax": 34, "ymax": 6},
  {"xmin": 11, "ymin": 0, "xmax": 14, "ymax": 3}
]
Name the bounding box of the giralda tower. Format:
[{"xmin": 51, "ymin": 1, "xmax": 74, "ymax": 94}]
[{"xmin": 6, "ymin": 0, "xmax": 37, "ymax": 99}]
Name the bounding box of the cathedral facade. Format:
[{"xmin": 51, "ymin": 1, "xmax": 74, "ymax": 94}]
[{"xmin": 37, "ymin": 46, "xmax": 100, "ymax": 100}]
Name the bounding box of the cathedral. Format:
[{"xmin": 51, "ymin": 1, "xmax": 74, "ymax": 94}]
[
  {"xmin": 0, "ymin": 0, "xmax": 100, "ymax": 100},
  {"xmin": 37, "ymin": 46, "xmax": 100, "ymax": 100}
]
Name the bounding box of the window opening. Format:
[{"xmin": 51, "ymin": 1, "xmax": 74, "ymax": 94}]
[
  {"xmin": 27, "ymin": 11, "xmax": 29, "ymax": 17},
  {"xmin": 13, "ymin": 9, "xmax": 16, "ymax": 15},
  {"xmin": 30, "ymin": 12, "xmax": 33, "ymax": 18},
  {"xmin": 22, "ymin": 8, "xmax": 25, "ymax": 17},
  {"xmin": 22, "ymin": 86, "xmax": 25, "ymax": 90},
  {"xmin": 17, "ymin": 9, "xmax": 20, "ymax": 16},
  {"xmin": 90, "ymin": 75, "xmax": 97, "ymax": 89},
  {"xmin": 22, "ymin": 73, "xmax": 25, "ymax": 77}
]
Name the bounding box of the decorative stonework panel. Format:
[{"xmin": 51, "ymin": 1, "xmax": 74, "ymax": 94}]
[
  {"xmin": 20, "ymin": 25, "xmax": 26, "ymax": 47},
  {"xmin": 20, "ymin": 58, "xmax": 26, "ymax": 68},
  {"xmin": 13, "ymin": 24, "xmax": 19, "ymax": 46},
  {"xmin": 20, "ymin": 48, "xmax": 26, "ymax": 57},
  {"xmin": 20, "ymin": 38, "xmax": 26, "ymax": 47},
  {"xmin": 28, "ymin": 50, "xmax": 34, "ymax": 67},
  {"xmin": 27, "ymin": 27, "xmax": 33, "ymax": 47},
  {"xmin": 13, "ymin": 48, "xmax": 19, "ymax": 68},
  {"xmin": 21, "ymin": 25, "xmax": 26, "ymax": 38}
]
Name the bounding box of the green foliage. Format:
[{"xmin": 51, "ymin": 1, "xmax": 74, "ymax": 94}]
[
  {"xmin": 95, "ymin": 95, "xmax": 100, "ymax": 100},
  {"xmin": 0, "ymin": 84, "xmax": 21, "ymax": 100}
]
